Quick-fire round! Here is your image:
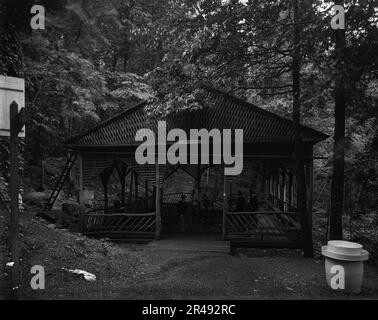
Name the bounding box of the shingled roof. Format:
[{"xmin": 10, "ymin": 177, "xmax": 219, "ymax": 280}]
[{"xmin": 66, "ymin": 88, "xmax": 328, "ymax": 148}]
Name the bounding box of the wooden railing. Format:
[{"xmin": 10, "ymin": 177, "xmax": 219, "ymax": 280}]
[
  {"xmin": 226, "ymin": 211, "xmax": 301, "ymax": 240},
  {"xmin": 82, "ymin": 210, "xmax": 156, "ymax": 238},
  {"xmin": 162, "ymin": 192, "xmax": 192, "ymax": 206},
  {"xmin": 259, "ymin": 193, "xmax": 297, "ymax": 212}
]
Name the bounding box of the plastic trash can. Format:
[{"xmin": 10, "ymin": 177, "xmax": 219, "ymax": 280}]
[{"xmin": 321, "ymin": 240, "xmax": 369, "ymax": 293}]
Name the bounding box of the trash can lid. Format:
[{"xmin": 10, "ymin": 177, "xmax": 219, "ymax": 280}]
[{"xmin": 321, "ymin": 240, "xmax": 369, "ymax": 261}]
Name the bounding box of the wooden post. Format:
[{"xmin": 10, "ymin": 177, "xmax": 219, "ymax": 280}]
[
  {"xmin": 306, "ymin": 159, "xmax": 314, "ymax": 241},
  {"xmin": 10, "ymin": 101, "xmax": 20, "ymax": 299},
  {"xmin": 288, "ymin": 171, "xmax": 293, "ymax": 210},
  {"xmin": 276, "ymin": 171, "xmax": 280, "ymax": 207},
  {"xmin": 78, "ymin": 155, "xmax": 85, "ymax": 231},
  {"xmin": 121, "ymin": 181, "xmax": 125, "ymax": 207},
  {"xmin": 115, "ymin": 161, "xmax": 127, "ymax": 207},
  {"xmin": 293, "ymin": 175, "xmax": 297, "ymax": 207},
  {"xmin": 128, "ymin": 171, "xmax": 133, "ymax": 209},
  {"xmin": 276, "ymin": 172, "xmax": 279, "ymax": 203},
  {"xmin": 135, "ymin": 173, "xmax": 138, "ymax": 211},
  {"xmin": 152, "ymin": 185, "xmax": 156, "ymax": 208},
  {"xmin": 262, "ymin": 161, "xmax": 266, "ymax": 193},
  {"xmin": 270, "ymin": 173, "xmax": 273, "ymax": 195},
  {"xmin": 272, "ymin": 172, "xmax": 276, "ymax": 199},
  {"xmin": 281, "ymin": 169, "xmax": 286, "ymax": 211},
  {"xmin": 155, "ymin": 162, "xmax": 161, "ymax": 240},
  {"xmin": 196, "ymin": 163, "xmax": 201, "ymax": 192},
  {"xmin": 222, "ymin": 166, "xmax": 227, "ymax": 240},
  {"xmin": 100, "ymin": 166, "xmax": 111, "ymax": 213},
  {"xmin": 145, "ymin": 179, "xmax": 148, "ymax": 210},
  {"xmin": 269, "ymin": 173, "xmax": 272, "ymax": 194},
  {"xmin": 103, "ymin": 186, "xmax": 108, "ymax": 212}
]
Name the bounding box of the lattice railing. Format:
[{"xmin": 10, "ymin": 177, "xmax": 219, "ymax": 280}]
[
  {"xmin": 82, "ymin": 210, "xmax": 156, "ymax": 238},
  {"xmin": 226, "ymin": 211, "xmax": 301, "ymax": 240},
  {"xmin": 162, "ymin": 192, "xmax": 192, "ymax": 206},
  {"xmin": 259, "ymin": 193, "xmax": 297, "ymax": 212}
]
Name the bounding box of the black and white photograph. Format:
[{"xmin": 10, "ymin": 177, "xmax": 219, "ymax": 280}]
[{"xmin": 0, "ymin": 0, "xmax": 378, "ymax": 307}]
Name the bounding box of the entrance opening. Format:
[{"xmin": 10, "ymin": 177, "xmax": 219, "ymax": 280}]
[{"xmin": 161, "ymin": 165, "xmax": 223, "ymax": 237}]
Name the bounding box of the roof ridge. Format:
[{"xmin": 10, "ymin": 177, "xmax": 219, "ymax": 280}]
[{"xmin": 203, "ymin": 86, "xmax": 329, "ymax": 140}]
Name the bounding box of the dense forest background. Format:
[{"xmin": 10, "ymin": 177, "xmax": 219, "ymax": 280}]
[{"xmin": 0, "ymin": 0, "xmax": 377, "ymax": 242}]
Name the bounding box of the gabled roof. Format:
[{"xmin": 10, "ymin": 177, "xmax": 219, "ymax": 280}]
[{"xmin": 66, "ymin": 88, "xmax": 328, "ymax": 148}]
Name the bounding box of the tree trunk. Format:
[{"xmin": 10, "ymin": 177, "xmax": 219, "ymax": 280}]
[
  {"xmin": 292, "ymin": 0, "xmax": 313, "ymax": 257},
  {"xmin": 111, "ymin": 54, "xmax": 118, "ymax": 72},
  {"xmin": 330, "ymin": 0, "xmax": 346, "ymax": 240},
  {"xmin": 123, "ymin": 53, "xmax": 128, "ymax": 72}
]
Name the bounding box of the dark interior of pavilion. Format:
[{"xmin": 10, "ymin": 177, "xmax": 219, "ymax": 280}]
[{"xmin": 90, "ymin": 158, "xmax": 301, "ymax": 245}]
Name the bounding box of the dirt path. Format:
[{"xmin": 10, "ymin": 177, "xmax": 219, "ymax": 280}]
[
  {"xmin": 2, "ymin": 208, "xmax": 378, "ymax": 300},
  {"xmin": 118, "ymin": 246, "xmax": 378, "ymax": 300}
]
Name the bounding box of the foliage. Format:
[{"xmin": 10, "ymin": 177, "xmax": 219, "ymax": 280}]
[{"xmin": 0, "ymin": 0, "xmax": 377, "ymax": 217}]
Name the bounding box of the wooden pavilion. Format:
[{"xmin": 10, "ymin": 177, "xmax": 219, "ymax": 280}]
[{"xmin": 55, "ymin": 87, "xmax": 328, "ymax": 250}]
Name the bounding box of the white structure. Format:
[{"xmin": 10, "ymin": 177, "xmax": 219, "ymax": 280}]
[{"xmin": 0, "ymin": 75, "xmax": 25, "ymax": 137}]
